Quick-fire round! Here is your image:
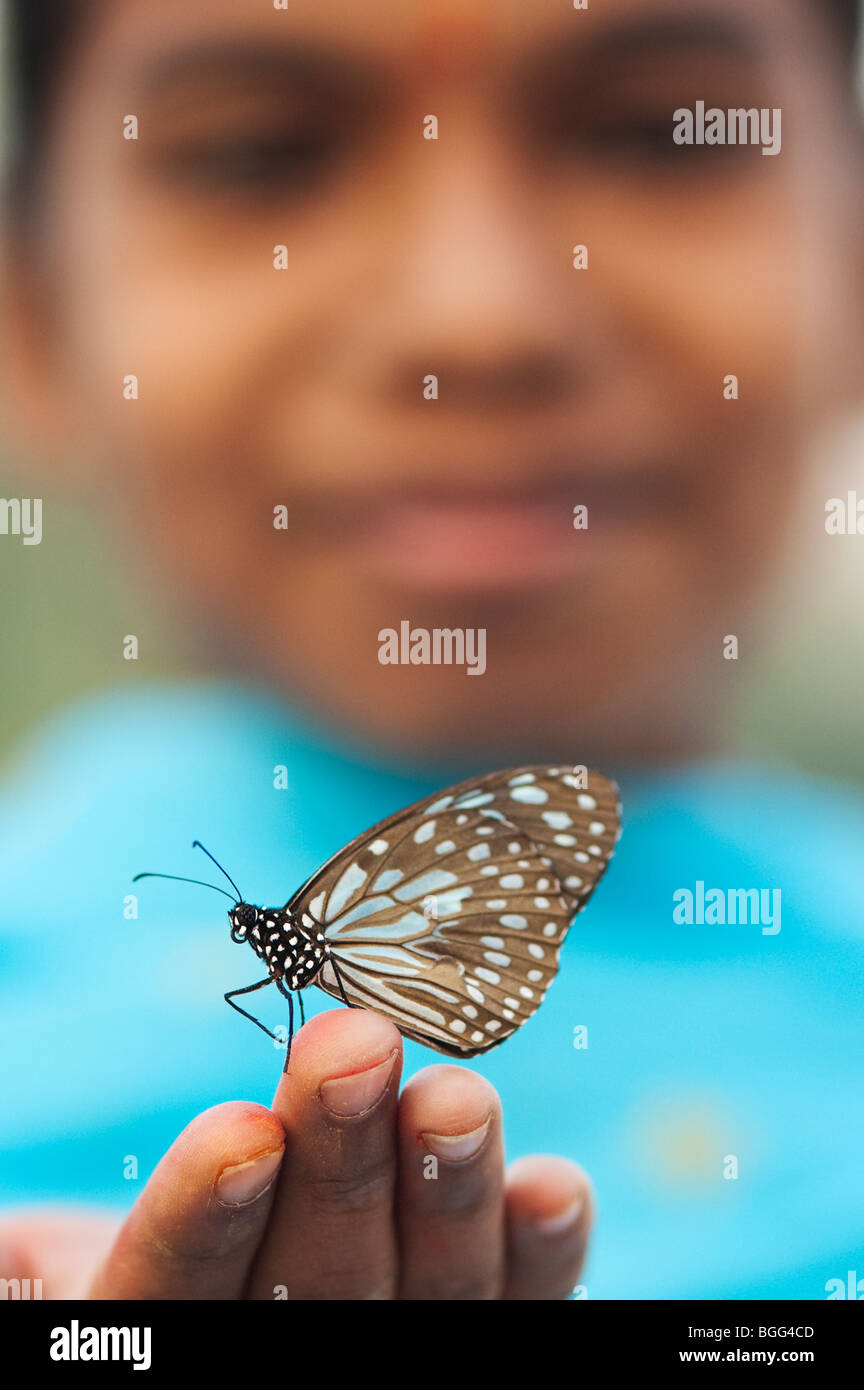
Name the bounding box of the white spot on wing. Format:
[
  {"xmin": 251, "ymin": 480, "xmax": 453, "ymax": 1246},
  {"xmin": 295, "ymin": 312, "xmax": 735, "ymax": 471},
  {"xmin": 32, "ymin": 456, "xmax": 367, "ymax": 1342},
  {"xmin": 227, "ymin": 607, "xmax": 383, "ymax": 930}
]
[
  {"xmin": 326, "ymin": 862, "xmax": 368, "ymax": 919},
  {"xmin": 510, "ymin": 785, "xmax": 548, "ymax": 804},
  {"xmin": 456, "ymin": 791, "xmax": 496, "ymax": 808},
  {"xmin": 484, "ymin": 951, "xmax": 511, "ymax": 968},
  {"xmin": 435, "ymin": 886, "xmax": 474, "ymax": 915},
  {"xmin": 330, "ymin": 895, "xmax": 394, "ymax": 928},
  {"xmin": 372, "ymin": 869, "xmax": 403, "ymax": 892},
  {"xmin": 476, "ymin": 966, "xmax": 501, "ymax": 984},
  {"xmin": 394, "ymin": 869, "xmax": 458, "ymax": 901}
]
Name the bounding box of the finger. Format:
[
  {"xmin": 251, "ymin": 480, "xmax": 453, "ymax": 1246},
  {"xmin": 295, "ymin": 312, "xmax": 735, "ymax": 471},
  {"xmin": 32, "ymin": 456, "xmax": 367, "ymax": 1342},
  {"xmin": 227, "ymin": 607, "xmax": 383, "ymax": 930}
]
[
  {"xmin": 502, "ymin": 1155, "xmax": 593, "ymax": 1300},
  {"xmin": 246, "ymin": 1008, "xmax": 402, "ymax": 1301},
  {"xmin": 88, "ymin": 1102, "xmax": 285, "ymax": 1299},
  {"xmin": 0, "ymin": 1210, "xmax": 120, "ymax": 1299},
  {"xmin": 396, "ymin": 1064, "xmax": 504, "ymax": 1300}
]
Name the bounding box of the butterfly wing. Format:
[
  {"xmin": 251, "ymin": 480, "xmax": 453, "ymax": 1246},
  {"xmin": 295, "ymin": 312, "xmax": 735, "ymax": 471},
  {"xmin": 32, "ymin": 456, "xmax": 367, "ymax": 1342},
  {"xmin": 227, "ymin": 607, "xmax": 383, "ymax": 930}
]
[
  {"xmin": 288, "ymin": 766, "xmax": 620, "ymax": 1056},
  {"xmin": 459, "ymin": 765, "xmax": 622, "ymax": 907}
]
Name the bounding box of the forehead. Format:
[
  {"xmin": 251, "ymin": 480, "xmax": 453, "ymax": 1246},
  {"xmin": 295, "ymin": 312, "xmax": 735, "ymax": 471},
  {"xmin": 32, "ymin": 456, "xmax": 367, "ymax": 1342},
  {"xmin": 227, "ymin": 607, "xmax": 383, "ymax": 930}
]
[{"xmin": 73, "ymin": 0, "xmax": 803, "ymax": 81}]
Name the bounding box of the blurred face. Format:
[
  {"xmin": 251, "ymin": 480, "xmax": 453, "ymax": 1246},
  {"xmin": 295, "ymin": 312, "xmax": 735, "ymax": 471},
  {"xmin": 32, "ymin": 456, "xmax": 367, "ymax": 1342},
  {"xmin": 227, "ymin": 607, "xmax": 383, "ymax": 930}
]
[{"xmin": 5, "ymin": 0, "xmax": 863, "ymax": 761}]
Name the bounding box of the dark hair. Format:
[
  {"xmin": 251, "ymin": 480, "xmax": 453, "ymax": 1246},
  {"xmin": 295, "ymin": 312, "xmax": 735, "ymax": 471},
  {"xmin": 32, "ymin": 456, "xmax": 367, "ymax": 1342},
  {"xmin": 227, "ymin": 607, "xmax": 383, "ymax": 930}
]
[
  {"xmin": 5, "ymin": 2, "xmax": 91, "ymax": 209},
  {"xmin": 4, "ymin": 0, "xmax": 862, "ymax": 199}
]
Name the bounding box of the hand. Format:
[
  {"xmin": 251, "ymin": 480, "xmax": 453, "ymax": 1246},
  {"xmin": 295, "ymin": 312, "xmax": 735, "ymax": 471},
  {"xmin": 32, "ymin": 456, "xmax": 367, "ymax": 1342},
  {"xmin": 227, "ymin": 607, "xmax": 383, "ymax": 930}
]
[{"xmin": 1, "ymin": 1009, "xmax": 593, "ymax": 1299}]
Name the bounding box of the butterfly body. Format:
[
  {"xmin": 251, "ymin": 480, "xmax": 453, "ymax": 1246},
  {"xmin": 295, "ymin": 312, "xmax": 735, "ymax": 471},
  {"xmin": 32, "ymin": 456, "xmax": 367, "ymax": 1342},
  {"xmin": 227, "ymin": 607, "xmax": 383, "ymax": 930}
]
[{"xmin": 229, "ymin": 901, "xmax": 329, "ymax": 992}]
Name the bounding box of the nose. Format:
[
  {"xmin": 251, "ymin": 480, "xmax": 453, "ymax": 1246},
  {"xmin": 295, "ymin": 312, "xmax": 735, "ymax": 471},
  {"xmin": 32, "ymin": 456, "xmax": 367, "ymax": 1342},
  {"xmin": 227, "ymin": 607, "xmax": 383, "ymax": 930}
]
[{"xmin": 343, "ymin": 130, "xmax": 595, "ymax": 414}]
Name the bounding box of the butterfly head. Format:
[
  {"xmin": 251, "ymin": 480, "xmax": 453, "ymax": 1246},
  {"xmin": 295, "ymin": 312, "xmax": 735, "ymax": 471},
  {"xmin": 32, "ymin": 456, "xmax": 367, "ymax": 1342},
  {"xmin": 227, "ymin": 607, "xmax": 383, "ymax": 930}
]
[{"xmin": 229, "ymin": 902, "xmax": 261, "ymax": 944}]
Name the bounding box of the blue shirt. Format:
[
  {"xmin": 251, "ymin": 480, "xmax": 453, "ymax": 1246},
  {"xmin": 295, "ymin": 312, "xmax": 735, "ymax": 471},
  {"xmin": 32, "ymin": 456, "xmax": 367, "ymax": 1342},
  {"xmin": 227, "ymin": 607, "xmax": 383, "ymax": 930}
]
[{"xmin": 1, "ymin": 680, "xmax": 862, "ymax": 1299}]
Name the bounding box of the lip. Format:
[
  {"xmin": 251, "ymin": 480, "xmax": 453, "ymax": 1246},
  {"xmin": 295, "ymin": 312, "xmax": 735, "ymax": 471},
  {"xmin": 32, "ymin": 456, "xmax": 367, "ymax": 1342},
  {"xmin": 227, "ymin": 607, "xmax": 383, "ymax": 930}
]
[
  {"xmin": 325, "ymin": 466, "xmax": 685, "ymax": 596},
  {"xmin": 356, "ymin": 491, "xmax": 587, "ymax": 593}
]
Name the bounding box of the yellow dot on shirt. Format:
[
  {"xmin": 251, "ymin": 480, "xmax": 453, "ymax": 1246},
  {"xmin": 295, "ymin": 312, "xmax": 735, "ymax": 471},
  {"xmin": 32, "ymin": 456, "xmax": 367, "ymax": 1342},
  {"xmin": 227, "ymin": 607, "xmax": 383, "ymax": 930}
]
[{"xmin": 632, "ymin": 1096, "xmax": 739, "ymax": 1190}]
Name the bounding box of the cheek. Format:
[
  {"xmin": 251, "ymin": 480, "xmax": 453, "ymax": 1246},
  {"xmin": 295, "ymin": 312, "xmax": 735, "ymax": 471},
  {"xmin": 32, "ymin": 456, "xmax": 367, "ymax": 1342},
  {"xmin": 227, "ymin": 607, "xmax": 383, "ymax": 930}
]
[
  {"xmin": 53, "ymin": 202, "xmax": 384, "ymax": 600},
  {"xmin": 575, "ymin": 186, "xmax": 825, "ymax": 560},
  {"xmin": 55, "ymin": 176, "xmax": 386, "ymax": 457},
  {"xmin": 594, "ymin": 155, "xmax": 861, "ymax": 428},
  {"xmin": 603, "ymin": 193, "xmax": 802, "ymax": 401}
]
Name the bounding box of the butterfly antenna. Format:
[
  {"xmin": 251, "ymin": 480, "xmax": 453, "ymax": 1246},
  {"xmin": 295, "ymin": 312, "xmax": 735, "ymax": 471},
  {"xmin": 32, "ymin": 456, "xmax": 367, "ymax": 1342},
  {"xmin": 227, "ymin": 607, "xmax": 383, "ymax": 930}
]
[
  {"xmin": 192, "ymin": 841, "xmax": 244, "ymax": 902},
  {"xmin": 132, "ymin": 871, "xmax": 236, "ymax": 902}
]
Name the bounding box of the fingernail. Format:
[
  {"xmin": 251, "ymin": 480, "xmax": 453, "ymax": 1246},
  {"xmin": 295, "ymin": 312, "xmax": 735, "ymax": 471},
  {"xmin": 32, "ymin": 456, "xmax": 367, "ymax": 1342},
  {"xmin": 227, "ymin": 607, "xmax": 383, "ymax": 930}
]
[
  {"xmin": 422, "ymin": 1115, "xmax": 491, "ymax": 1163},
  {"xmin": 320, "ymin": 1050, "xmax": 397, "ymax": 1117},
  {"xmin": 216, "ymin": 1147, "xmax": 284, "ymax": 1207},
  {"xmin": 534, "ymin": 1195, "xmax": 584, "ymax": 1236}
]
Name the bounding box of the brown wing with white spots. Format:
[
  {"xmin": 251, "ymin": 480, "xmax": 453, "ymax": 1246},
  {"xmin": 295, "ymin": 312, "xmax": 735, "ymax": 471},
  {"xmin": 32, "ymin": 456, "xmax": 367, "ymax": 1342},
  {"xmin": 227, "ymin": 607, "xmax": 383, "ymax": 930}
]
[
  {"xmin": 288, "ymin": 766, "xmax": 620, "ymax": 1057},
  {"xmin": 464, "ymin": 766, "xmax": 622, "ymax": 908}
]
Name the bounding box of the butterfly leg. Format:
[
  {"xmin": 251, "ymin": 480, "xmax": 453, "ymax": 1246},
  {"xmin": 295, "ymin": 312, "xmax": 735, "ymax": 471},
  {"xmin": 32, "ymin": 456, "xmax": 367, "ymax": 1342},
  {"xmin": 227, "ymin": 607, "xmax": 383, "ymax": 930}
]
[
  {"xmin": 224, "ymin": 978, "xmax": 279, "ymax": 1040},
  {"xmin": 303, "ymin": 910, "xmax": 356, "ymax": 1011},
  {"xmin": 297, "ymin": 990, "xmax": 306, "ymax": 1027},
  {"xmin": 274, "ymin": 978, "xmax": 295, "ymax": 1073},
  {"xmin": 329, "ymin": 955, "xmax": 355, "ymax": 1010}
]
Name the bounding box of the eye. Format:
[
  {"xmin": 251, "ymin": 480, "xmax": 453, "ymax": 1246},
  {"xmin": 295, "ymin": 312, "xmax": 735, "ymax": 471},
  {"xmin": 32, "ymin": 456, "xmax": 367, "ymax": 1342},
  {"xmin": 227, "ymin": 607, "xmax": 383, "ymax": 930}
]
[
  {"xmin": 231, "ymin": 904, "xmax": 258, "ymax": 941},
  {"xmin": 151, "ymin": 130, "xmax": 343, "ymax": 199}
]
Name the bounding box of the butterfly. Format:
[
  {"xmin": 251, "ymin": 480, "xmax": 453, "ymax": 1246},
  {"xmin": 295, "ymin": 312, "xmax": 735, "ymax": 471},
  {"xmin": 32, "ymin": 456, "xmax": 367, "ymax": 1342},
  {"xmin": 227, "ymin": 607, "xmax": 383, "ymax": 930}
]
[{"xmin": 134, "ymin": 765, "xmax": 621, "ymax": 1069}]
